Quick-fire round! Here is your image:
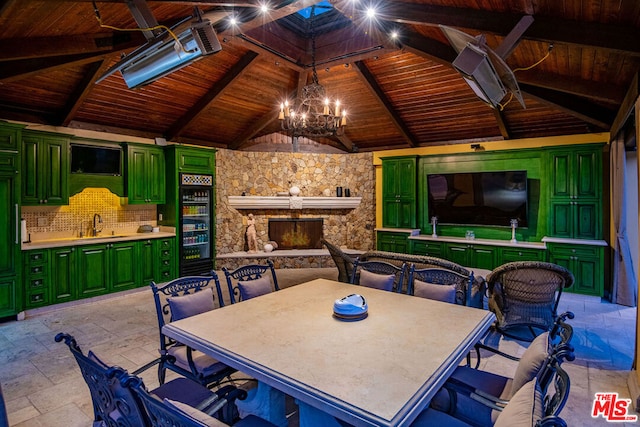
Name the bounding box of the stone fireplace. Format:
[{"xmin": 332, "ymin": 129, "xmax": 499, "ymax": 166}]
[{"xmin": 268, "ymin": 218, "xmax": 323, "ymax": 249}]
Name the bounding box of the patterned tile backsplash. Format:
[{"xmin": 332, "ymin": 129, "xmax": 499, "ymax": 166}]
[{"xmin": 22, "ymin": 188, "xmax": 156, "ymax": 236}]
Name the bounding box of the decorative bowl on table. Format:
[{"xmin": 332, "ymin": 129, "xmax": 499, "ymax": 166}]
[{"xmin": 333, "ymin": 294, "xmax": 368, "ymax": 321}]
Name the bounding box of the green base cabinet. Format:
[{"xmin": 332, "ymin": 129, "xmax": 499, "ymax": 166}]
[
  {"xmin": 50, "ymin": 247, "xmax": 77, "ymax": 304},
  {"xmin": 500, "ymin": 247, "xmax": 546, "ymax": 264},
  {"xmin": 410, "ymin": 240, "xmax": 444, "ymax": 258},
  {"xmin": 445, "ymin": 243, "xmax": 496, "ymax": 270},
  {"xmin": 154, "ymin": 238, "xmax": 176, "ymax": 283},
  {"xmin": 0, "ymin": 151, "xmax": 21, "ymax": 317},
  {"xmin": 110, "ymin": 242, "xmax": 138, "ymax": 291},
  {"xmin": 77, "ymin": 244, "xmax": 110, "ymax": 297},
  {"xmin": 376, "ymin": 231, "xmax": 410, "ymax": 253},
  {"xmin": 548, "ymin": 243, "xmax": 604, "ymax": 296}
]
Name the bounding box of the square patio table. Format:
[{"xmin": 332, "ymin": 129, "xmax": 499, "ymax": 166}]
[{"xmin": 163, "ymin": 278, "xmax": 495, "ymax": 427}]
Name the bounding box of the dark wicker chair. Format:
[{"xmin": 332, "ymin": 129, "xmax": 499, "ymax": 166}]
[
  {"xmin": 223, "ymin": 260, "xmax": 279, "ymax": 304},
  {"xmin": 351, "ymin": 259, "xmax": 407, "ymax": 293},
  {"xmin": 359, "ymin": 250, "xmax": 486, "ymax": 306},
  {"xmin": 487, "ymin": 261, "xmax": 575, "ymax": 341},
  {"xmin": 151, "ymin": 272, "xmax": 237, "ymax": 388},
  {"xmin": 408, "ymin": 264, "xmax": 475, "ymax": 305},
  {"xmin": 55, "ymin": 332, "xmax": 245, "ymax": 427},
  {"xmin": 321, "ymin": 238, "xmax": 357, "ymax": 283}
]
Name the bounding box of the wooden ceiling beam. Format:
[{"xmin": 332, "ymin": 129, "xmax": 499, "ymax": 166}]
[
  {"xmin": 0, "ymin": 34, "xmax": 125, "ymax": 61},
  {"xmin": 220, "ymin": 0, "xmax": 321, "ymax": 35},
  {"xmin": 60, "ymin": 60, "xmax": 110, "ymax": 127},
  {"xmin": 0, "ymin": 52, "xmax": 115, "ymax": 83},
  {"xmin": 492, "ymin": 109, "xmax": 510, "ymax": 139},
  {"xmin": 370, "ymin": 3, "xmax": 640, "ymax": 56},
  {"xmin": 520, "ymin": 84, "xmax": 615, "ymax": 130},
  {"xmin": 164, "ymin": 50, "xmax": 259, "ymax": 141},
  {"xmin": 353, "ymin": 61, "xmax": 418, "ymax": 148}
]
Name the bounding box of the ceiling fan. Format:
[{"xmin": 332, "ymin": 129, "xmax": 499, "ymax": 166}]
[{"xmin": 440, "ymin": 16, "xmax": 534, "ymax": 110}]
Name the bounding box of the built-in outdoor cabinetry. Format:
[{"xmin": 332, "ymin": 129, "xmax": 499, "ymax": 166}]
[
  {"xmin": 173, "ymin": 146, "xmax": 216, "ymax": 174},
  {"xmin": 382, "ymin": 156, "xmax": 417, "ymax": 228},
  {"xmin": 547, "ymin": 146, "xmax": 602, "ymax": 239},
  {"xmin": 500, "ymin": 247, "xmax": 545, "ymax": 263},
  {"xmin": 126, "ymin": 144, "xmax": 165, "ymax": 204},
  {"xmin": 21, "ymin": 131, "xmax": 69, "ymax": 205},
  {"xmin": 547, "ymin": 242, "xmax": 604, "ymax": 296},
  {"xmin": 376, "ymin": 230, "xmax": 412, "ymax": 253},
  {"xmin": 22, "ymin": 237, "xmax": 176, "ymax": 310},
  {"xmin": 0, "ymin": 130, "xmax": 22, "ymax": 317},
  {"xmin": 410, "ymin": 240, "xmax": 444, "ymax": 258},
  {"xmin": 445, "ymin": 242, "xmax": 497, "ymax": 270}
]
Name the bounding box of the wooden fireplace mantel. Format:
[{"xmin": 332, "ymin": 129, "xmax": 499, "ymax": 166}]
[{"xmin": 228, "ymin": 196, "xmax": 362, "ymax": 210}]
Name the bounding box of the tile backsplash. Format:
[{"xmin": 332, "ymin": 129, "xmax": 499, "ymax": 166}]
[{"xmin": 22, "ymin": 188, "xmax": 157, "ymax": 237}]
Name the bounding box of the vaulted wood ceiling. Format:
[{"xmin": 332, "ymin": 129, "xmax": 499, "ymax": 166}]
[{"xmin": 1, "ymin": 0, "xmax": 639, "ymax": 152}]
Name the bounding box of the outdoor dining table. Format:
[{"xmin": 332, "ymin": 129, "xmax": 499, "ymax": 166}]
[{"xmin": 162, "ymin": 278, "xmax": 495, "ymax": 427}]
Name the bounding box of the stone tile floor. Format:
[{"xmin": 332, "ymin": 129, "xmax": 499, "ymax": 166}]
[{"xmin": 0, "ymin": 268, "xmax": 637, "ymax": 426}]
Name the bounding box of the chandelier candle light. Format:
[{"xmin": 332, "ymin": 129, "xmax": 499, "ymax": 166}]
[{"xmin": 279, "ymin": 10, "xmax": 346, "ymax": 138}]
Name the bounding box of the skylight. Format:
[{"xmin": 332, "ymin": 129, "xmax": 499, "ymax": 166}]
[{"xmin": 296, "ymin": 0, "xmax": 333, "ymax": 19}]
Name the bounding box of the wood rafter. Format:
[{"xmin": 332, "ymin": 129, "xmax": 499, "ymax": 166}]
[
  {"xmin": 60, "ymin": 60, "xmax": 111, "ymax": 126},
  {"xmin": 353, "ymin": 61, "xmax": 417, "ymax": 148},
  {"xmin": 164, "ymin": 50, "xmax": 259, "ymax": 141}
]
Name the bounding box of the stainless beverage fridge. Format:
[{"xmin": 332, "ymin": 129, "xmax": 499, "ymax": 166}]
[{"xmin": 178, "ymin": 173, "xmax": 213, "ymax": 275}]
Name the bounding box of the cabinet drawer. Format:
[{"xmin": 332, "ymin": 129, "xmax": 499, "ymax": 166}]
[
  {"xmin": 28, "ymin": 265, "xmax": 47, "ymax": 275},
  {"xmin": 27, "ymin": 250, "xmax": 48, "ymax": 264},
  {"xmin": 501, "ymin": 248, "xmax": 545, "ymax": 263},
  {"xmin": 410, "ymin": 240, "xmax": 444, "ymax": 257},
  {"xmin": 26, "ymin": 289, "xmax": 49, "ymax": 307},
  {"xmin": 550, "ymin": 245, "xmax": 599, "ymax": 257},
  {"xmin": 158, "ymin": 269, "xmax": 173, "ymax": 280},
  {"xmin": 28, "ymin": 277, "xmax": 47, "ymax": 289}
]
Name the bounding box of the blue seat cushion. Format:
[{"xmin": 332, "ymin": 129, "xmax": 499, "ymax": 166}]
[
  {"xmin": 237, "ymin": 276, "xmax": 273, "ymax": 300},
  {"xmin": 413, "ymin": 279, "xmax": 456, "ymax": 303},
  {"xmin": 152, "ymin": 378, "xmax": 217, "ymax": 409},
  {"xmin": 168, "ymin": 288, "xmax": 215, "ymax": 321},
  {"xmin": 359, "ymin": 269, "xmax": 394, "ymax": 291},
  {"xmin": 168, "ymin": 346, "xmax": 230, "ymax": 378}
]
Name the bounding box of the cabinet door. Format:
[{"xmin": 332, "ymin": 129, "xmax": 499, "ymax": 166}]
[
  {"xmin": 127, "ymin": 147, "xmax": 148, "ymax": 203},
  {"xmin": 77, "ymin": 245, "xmax": 110, "ymax": 297},
  {"xmin": 472, "ymin": 246, "xmax": 496, "ymax": 269},
  {"xmin": 574, "ymin": 150, "xmax": 598, "ymax": 198},
  {"xmin": 21, "ymin": 136, "xmax": 41, "ymax": 204},
  {"xmin": 396, "ymin": 158, "xmax": 416, "ymax": 199},
  {"xmin": 548, "ymin": 245, "xmax": 603, "ymax": 296},
  {"xmin": 574, "ymin": 202, "xmax": 599, "ymax": 239},
  {"xmin": 146, "ymin": 148, "xmax": 165, "ymax": 203},
  {"xmin": 177, "ymin": 148, "xmax": 215, "ymax": 173},
  {"xmin": 445, "ymin": 244, "xmax": 470, "ymax": 266},
  {"xmin": 140, "ymin": 239, "xmax": 155, "ymax": 286},
  {"xmin": 0, "ymin": 168, "xmax": 20, "ymax": 316},
  {"xmin": 501, "ymin": 248, "xmax": 545, "ymax": 263},
  {"xmin": 43, "ymin": 138, "xmax": 69, "ymax": 205},
  {"xmin": 550, "ymin": 152, "xmax": 571, "ymax": 199},
  {"xmin": 111, "ymin": 242, "xmax": 137, "ymax": 291},
  {"xmin": 0, "ymin": 277, "xmax": 18, "ymax": 315},
  {"xmin": 410, "ymin": 240, "xmax": 444, "ymax": 258},
  {"xmin": 50, "ymin": 247, "xmax": 76, "ymax": 303}
]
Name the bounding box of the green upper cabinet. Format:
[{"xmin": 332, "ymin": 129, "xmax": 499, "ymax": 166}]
[
  {"xmin": 382, "ymin": 156, "xmax": 417, "ymax": 228},
  {"xmin": 174, "ymin": 146, "xmax": 216, "ymax": 174},
  {"xmin": 546, "ymin": 145, "xmax": 602, "ymax": 239},
  {"xmin": 126, "ymin": 144, "xmax": 165, "ymax": 204},
  {"xmin": 21, "ymin": 132, "xmax": 69, "ymax": 205}
]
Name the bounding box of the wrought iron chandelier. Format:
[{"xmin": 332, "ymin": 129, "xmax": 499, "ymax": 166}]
[{"xmin": 278, "ymin": 11, "xmax": 346, "ymax": 138}]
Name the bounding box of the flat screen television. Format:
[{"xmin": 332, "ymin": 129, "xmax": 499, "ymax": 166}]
[
  {"xmin": 427, "ymin": 170, "xmax": 528, "ymax": 227},
  {"xmin": 70, "ymin": 144, "xmax": 122, "ymax": 176}
]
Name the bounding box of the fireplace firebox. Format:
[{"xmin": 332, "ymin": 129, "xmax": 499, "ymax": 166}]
[{"xmin": 268, "ymin": 218, "xmax": 323, "ymax": 249}]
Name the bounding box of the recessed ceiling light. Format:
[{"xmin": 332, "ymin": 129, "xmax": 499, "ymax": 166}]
[
  {"xmin": 366, "ymin": 7, "xmax": 376, "ymax": 18},
  {"xmin": 260, "ymin": 3, "xmax": 269, "ymax": 13}
]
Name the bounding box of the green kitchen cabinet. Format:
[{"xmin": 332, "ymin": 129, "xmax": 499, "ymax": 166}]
[
  {"xmin": 49, "ymin": 247, "xmax": 77, "ymax": 304},
  {"xmin": 547, "ymin": 146, "xmax": 602, "ymax": 239},
  {"xmin": 154, "ymin": 238, "xmax": 176, "ymax": 282},
  {"xmin": 110, "ymin": 241, "xmax": 138, "ymax": 291},
  {"xmin": 140, "ymin": 239, "xmax": 156, "ymax": 286},
  {"xmin": 0, "ymin": 152, "xmax": 21, "ymax": 317},
  {"xmin": 77, "ymin": 244, "xmax": 110, "ymax": 297},
  {"xmin": 376, "ymin": 231, "xmax": 411, "ymax": 253},
  {"xmin": 500, "ymin": 247, "xmax": 546, "ymax": 264},
  {"xmin": 126, "ymin": 144, "xmax": 165, "ymax": 204},
  {"xmin": 548, "ymin": 243, "xmax": 604, "ymax": 296},
  {"xmin": 410, "ymin": 239, "xmax": 444, "ymax": 258},
  {"xmin": 0, "ymin": 123, "xmax": 20, "ymax": 150},
  {"xmin": 445, "ymin": 242, "xmax": 496, "ymax": 269},
  {"xmin": 171, "ymin": 145, "xmax": 216, "ymax": 174},
  {"xmin": 382, "ymin": 157, "xmax": 417, "ymax": 228},
  {"xmin": 21, "ymin": 132, "xmax": 69, "ymax": 205}
]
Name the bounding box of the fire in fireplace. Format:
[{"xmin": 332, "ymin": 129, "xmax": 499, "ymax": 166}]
[{"xmin": 268, "ymin": 218, "xmax": 323, "ymax": 249}]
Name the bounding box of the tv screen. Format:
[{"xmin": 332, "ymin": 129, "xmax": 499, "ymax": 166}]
[
  {"xmin": 70, "ymin": 144, "xmax": 122, "ymax": 176},
  {"xmin": 427, "ymin": 171, "xmax": 528, "ymax": 227}
]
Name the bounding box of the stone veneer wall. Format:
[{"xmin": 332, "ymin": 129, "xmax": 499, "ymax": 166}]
[{"xmin": 215, "ymin": 149, "xmax": 376, "ymax": 254}]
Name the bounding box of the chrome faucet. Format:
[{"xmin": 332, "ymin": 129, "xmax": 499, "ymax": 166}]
[{"xmin": 92, "ymin": 213, "xmax": 103, "ymax": 237}]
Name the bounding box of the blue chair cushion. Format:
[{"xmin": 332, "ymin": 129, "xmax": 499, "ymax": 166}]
[
  {"xmin": 511, "ymin": 332, "xmax": 549, "ymax": 394},
  {"xmin": 168, "ymin": 288, "xmax": 215, "ymax": 321},
  {"xmin": 359, "ymin": 269, "xmax": 394, "ymax": 291},
  {"xmin": 237, "ymin": 276, "xmax": 273, "ymax": 300},
  {"xmin": 494, "ymin": 379, "xmax": 543, "ymax": 427},
  {"xmin": 151, "ymin": 378, "xmax": 215, "ymax": 409},
  {"xmin": 413, "ymin": 279, "xmax": 456, "ymax": 303}
]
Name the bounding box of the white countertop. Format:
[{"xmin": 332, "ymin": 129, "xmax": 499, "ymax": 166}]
[
  {"xmin": 409, "ymin": 234, "xmax": 547, "ymax": 249},
  {"xmin": 22, "ymin": 227, "xmax": 176, "ymax": 250}
]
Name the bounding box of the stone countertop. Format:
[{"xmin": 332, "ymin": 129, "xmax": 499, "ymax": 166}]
[
  {"xmin": 409, "ymin": 234, "xmax": 547, "ymax": 249},
  {"xmin": 22, "ymin": 227, "xmax": 176, "ymax": 250}
]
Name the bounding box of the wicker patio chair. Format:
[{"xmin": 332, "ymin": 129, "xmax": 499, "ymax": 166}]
[
  {"xmin": 321, "ymin": 238, "xmax": 357, "ymax": 283},
  {"xmin": 407, "ymin": 264, "xmax": 475, "ymax": 305},
  {"xmin": 487, "ymin": 261, "xmax": 574, "ymax": 341},
  {"xmin": 351, "ymin": 259, "xmax": 407, "ymax": 293}
]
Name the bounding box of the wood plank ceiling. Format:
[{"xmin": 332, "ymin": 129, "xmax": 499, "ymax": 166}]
[{"xmin": 0, "ymin": 0, "xmax": 638, "ymax": 152}]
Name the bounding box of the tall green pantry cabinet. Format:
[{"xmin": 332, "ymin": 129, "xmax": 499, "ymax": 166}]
[{"xmin": 0, "ymin": 123, "xmax": 22, "ymax": 318}]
